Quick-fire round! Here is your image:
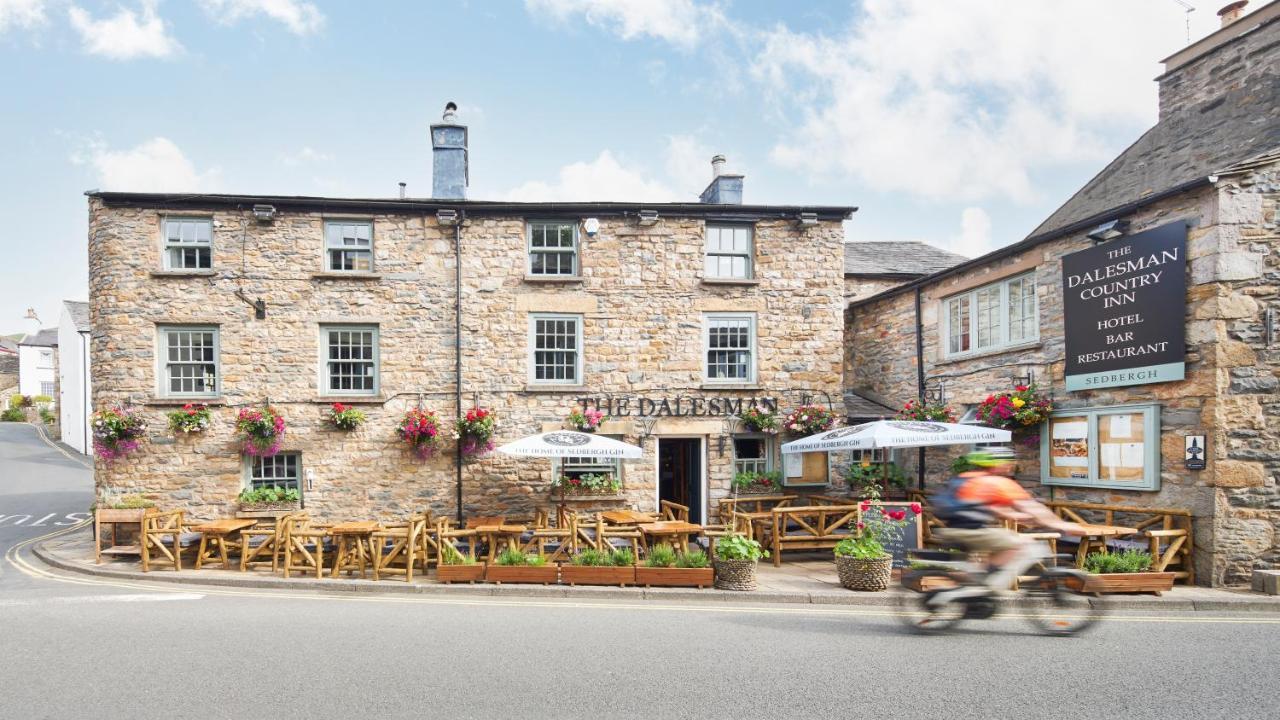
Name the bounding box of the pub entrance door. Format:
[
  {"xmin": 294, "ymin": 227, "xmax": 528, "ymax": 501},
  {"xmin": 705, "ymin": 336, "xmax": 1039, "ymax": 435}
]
[{"xmin": 657, "ymin": 437, "xmax": 704, "ymax": 524}]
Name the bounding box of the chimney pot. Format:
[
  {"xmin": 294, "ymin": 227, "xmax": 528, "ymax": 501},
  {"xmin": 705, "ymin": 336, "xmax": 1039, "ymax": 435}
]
[
  {"xmin": 1218, "ymin": 1, "xmax": 1248, "ymax": 28},
  {"xmin": 711, "ymin": 154, "xmax": 726, "ymax": 177},
  {"xmin": 431, "ymin": 102, "xmax": 468, "ymax": 200},
  {"xmin": 398, "ymin": 182, "xmax": 407, "ymax": 199}
]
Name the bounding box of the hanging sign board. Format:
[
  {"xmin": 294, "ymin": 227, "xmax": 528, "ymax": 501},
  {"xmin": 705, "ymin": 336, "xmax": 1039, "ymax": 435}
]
[{"xmin": 1062, "ymin": 222, "xmax": 1187, "ymax": 391}]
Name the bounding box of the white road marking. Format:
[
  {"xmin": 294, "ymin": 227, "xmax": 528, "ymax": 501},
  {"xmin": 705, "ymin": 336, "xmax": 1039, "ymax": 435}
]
[{"xmin": 0, "ymin": 592, "xmax": 204, "ymax": 607}]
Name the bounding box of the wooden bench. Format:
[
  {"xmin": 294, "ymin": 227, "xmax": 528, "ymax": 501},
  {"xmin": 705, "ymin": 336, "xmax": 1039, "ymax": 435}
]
[
  {"xmin": 1045, "ymin": 501, "xmax": 1195, "ymax": 584},
  {"xmin": 768, "ymin": 505, "xmax": 860, "ymax": 566}
]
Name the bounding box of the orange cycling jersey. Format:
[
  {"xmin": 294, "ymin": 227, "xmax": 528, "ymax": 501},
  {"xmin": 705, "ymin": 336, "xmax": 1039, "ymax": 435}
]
[{"xmin": 954, "ymin": 472, "xmax": 1031, "ymax": 507}]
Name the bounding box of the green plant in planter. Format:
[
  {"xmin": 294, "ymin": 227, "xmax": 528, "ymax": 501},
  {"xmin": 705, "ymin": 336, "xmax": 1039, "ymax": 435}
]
[
  {"xmin": 1, "ymin": 407, "xmax": 24, "ymax": 422},
  {"xmin": 95, "ymin": 493, "xmax": 156, "ymax": 510},
  {"xmin": 1084, "ymin": 549, "xmax": 1153, "ymax": 574},
  {"xmin": 573, "ymin": 548, "xmax": 611, "ymax": 566},
  {"xmin": 732, "ymin": 470, "xmax": 782, "ymax": 493},
  {"xmin": 646, "ymin": 543, "xmax": 678, "ymax": 568},
  {"xmin": 238, "ymin": 487, "xmax": 300, "ymax": 506},
  {"xmin": 495, "ymin": 547, "xmax": 546, "ymax": 566},
  {"xmin": 844, "ymin": 461, "xmax": 908, "ymax": 499},
  {"xmin": 608, "ymin": 548, "xmax": 635, "ymax": 567},
  {"xmin": 714, "ymin": 533, "xmax": 768, "ymax": 562},
  {"xmin": 834, "ymin": 502, "xmax": 922, "ymax": 560},
  {"xmin": 439, "ymin": 543, "xmax": 476, "ymax": 566},
  {"xmin": 676, "ymin": 549, "xmax": 710, "ymax": 568}
]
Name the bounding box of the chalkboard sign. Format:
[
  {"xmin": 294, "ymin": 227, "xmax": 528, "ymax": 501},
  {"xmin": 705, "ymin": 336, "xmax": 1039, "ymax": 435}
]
[{"xmin": 870, "ymin": 502, "xmax": 923, "ymax": 569}]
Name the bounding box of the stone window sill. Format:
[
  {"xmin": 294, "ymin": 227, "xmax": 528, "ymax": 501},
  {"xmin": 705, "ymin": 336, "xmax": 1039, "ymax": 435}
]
[
  {"xmin": 700, "ymin": 383, "xmax": 762, "ymax": 391},
  {"xmin": 150, "ymin": 270, "xmax": 217, "ymax": 278},
  {"xmin": 310, "ymin": 272, "xmax": 383, "ymax": 281},
  {"xmin": 523, "ymin": 275, "xmax": 583, "ymax": 284},
  {"xmin": 524, "ymin": 384, "xmax": 587, "ymax": 393},
  {"xmin": 311, "ymin": 396, "xmax": 386, "ymax": 404},
  {"xmin": 145, "ymin": 396, "xmax": 226, "ymax": 407},
  {"xmin": 934, "ymin": 341, "xmax": 1043, "ymax": 367},
  {"xmin": 701, "ymin": 278, "xmax": 760, "ymax": 287}
]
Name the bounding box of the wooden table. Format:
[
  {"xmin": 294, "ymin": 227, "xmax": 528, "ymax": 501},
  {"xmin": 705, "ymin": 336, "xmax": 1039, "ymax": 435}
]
[
  {"xmin": 601, "ymin": 510, "xmax": 657, "ymax": 525},
  {"xmin": 637, "ymin": 521, "xmax": 704, "ymax": 553},
  {"xmin": 465, "ymin": 516, "xmax": 505, "ymax": 529},
  {"xmin": 191, "ymin": 518, "xmax": 259, "ymax": 570},
  {"xmin": 329, "ymin": 521, "xmax": 381, "ymax": 579},
  {"xmin": 474, "ymin": 524, "xmax": 528, "ymax": 562},
  {"xmin": 1073, "ymin": 523, "xmax": 1138, "ymax": 568}
]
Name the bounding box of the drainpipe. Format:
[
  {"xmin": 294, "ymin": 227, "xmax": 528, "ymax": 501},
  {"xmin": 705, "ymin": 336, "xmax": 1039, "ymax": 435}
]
[
  {"xmin": 454, "ymin": 211, "xmax": 465, "ymax": 524},
  {"xmin": 914, "ymin": 288, "xmax": 926, "ymax": 492},
  {"xmin": 80, "ymin": 330, "xmax": 90, "ymax": 455}
]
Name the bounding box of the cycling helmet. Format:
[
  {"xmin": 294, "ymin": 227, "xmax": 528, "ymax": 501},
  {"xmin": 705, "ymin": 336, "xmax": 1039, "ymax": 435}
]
[{"xmin": 963, "ymin": 447, "xmax": 1016, "ymax": 468}]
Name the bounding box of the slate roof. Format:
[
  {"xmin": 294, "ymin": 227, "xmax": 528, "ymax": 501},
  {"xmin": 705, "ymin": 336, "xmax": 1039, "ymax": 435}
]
[
  {"xmin": 18, "ymin": 328, "xmax": 58, "ymax": 348},
  {"xmin": 0, "ymin": 337, "xmax": 16, "ymax": 353},
  {"xmin": 845, "ymin": 389, "xmax": 896, "ymax": 420},
  {"xmin": 0, "ymin": 352, "xmax": 16, "ymax": 375},
  {"xmin": 64, "ymin": 300, "xmax": 90, "ymax": 332},
  {"xmin": 843, "ymin": 241, "xmax": 968, "ymax": 277}
]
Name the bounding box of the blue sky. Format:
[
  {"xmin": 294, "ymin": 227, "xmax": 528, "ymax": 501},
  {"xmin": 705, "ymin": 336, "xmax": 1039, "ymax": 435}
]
[{"xmin": 0, "ymin": 0, "xmax": 1236, "ymax": 334}]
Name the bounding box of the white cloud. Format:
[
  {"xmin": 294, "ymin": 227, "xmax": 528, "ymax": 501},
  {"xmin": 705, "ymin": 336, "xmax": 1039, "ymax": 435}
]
[
  {"xmin": 752, "ymin": 0, "xmax": 1220, "ymax": 205},
  {"xmin": 524, "ymin": 0, "xmax": 724, "ymax": 48},
  {"xmin": 949, "ymin": 207, "xmax": 993, "ymax": 258},
  {"xmin": 200, "ymin": 0, "xmax": 324, "ymax": 36},
  {"xmin": 0, "ymin": 0, "xmax": 46, "ymax": 32},
  {"xmin": 278, "ymin": 146, "xmax": 332, "ymax": 166},
  {"xmin": 505, "ymin": 150, "xmax": 677, "ymax": 202},
  {"xmin": 67, "ymin": 1, "xmax": 181, "ymax": 60},
  {"xmin": 73, "ymin": 137, "xmax": 219, "ymax": 192}
]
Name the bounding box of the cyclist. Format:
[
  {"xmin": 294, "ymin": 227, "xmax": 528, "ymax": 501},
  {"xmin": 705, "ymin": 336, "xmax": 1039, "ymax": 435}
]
[{"xmin": 929, "ymin": 447, "xmax": 1086, "ymax": 602}]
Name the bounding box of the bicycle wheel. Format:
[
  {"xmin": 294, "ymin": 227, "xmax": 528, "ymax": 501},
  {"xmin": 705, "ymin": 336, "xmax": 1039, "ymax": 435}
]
[
  {"xmin": 896, "ymin": 572, "xmax": 967, "ymax": 634},
  {"xmin": 1021, "ymin": 569, "xmax": 1107, "ymax": 636}
]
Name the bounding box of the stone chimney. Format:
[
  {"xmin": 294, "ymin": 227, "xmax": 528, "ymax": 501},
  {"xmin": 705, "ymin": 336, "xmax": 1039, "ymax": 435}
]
[
  {"xmin": 1157, "ymin": 0, "xmax": 1277, "ymax": 122},
  {"xmin": 699, "ymin": 154, "xmax": 744, "ymax": 205},
  {"xmin": 431, "ymin": 102, "xmax": 468, "ymax": 200}
]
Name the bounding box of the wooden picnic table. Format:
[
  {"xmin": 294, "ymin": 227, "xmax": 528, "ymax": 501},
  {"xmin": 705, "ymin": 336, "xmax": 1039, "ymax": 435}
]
[
  {"xmin": 1073, "ymin": 523, "xmax": 1138, "ymax": 568},
  {"xmin": 473, "ymin": 524, "xmax": 528, "ymax": 562},
  {"xmin": 601, "ymin": 510, "xmax": 658, "ymax": 525},
  {"xmin": 191, "ymin": 518, "xmax": 259, "ymax": 570},
  {"xmin": 329, "ymin": 521, "xmax": 381, "ymax": 579},
  {"xmin": 465, "ymin": 516, "xmax": 506, "ymax": 529},
  {"xmin": 637, "ymin": 521, "xmax": 703, "ymax": 554}
]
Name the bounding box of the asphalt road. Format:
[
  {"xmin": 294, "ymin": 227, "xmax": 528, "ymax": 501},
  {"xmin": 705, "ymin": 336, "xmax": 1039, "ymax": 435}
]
[{"xmin": 2, "ymin": 423, "xmax": 1278, "ymax": 720}]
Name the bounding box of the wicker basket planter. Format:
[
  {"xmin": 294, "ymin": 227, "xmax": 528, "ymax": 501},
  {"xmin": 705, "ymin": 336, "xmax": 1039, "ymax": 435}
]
[
  {"xmin": 636, "ymin": 566, "xmax": 714, "ymax": 588},
  {"xmin": 436, "ymin": 563, "xmax": 486, "ymax": 584},
  {"xmin": 484, "ymin": 564, "xmax": 559, "ymax": 585},
  {"xmin": 836, "ymin": 555, "xmax": 893, "ymax": 591},
  {"xmin": 714, "ymin": 558, "xmax": 759, "ymax": 591},
  {"xmin": 560, "ymin": 565, "xmax": 636, "ymax": 587}
]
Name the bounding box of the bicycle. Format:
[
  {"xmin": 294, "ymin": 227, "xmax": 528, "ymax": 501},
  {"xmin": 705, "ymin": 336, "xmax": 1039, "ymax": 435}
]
[{"xmin": 896, "ymin": 540, "xmax": 1106, "ymax": 636}]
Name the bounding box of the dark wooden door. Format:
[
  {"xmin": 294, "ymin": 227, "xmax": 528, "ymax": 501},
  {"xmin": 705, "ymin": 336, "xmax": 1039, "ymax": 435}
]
[{"xmin": 658, "ymin": 438, "xmax": 702, "ymax": 523}]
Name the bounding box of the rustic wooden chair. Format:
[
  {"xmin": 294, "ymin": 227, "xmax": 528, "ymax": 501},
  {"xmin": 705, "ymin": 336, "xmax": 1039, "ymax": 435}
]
[
  {"xmin": 372, "ymin": 512, "xmax": 429, "ymax": 582},
  {"xmin": 240, "ymin": 513, "xmax": 301, "ymax": 573},
  {"xmin": 768, "ymin": 504, "xmax": 861, "ymax": 566},
  {"xmin": 140, "ymin": 510, "xmax": 187, "ymax": 572},
  {"xmin": 281, "ymin": 515, "xmax": 330, "ymax": 579},
  {"xmin": 597, "ymin": 516, "xmax": 644, "ymax": 559},
  {"xmin": 659, "ymin": 499, "xmax": 690, "ymax": 522},
  {"xmin": 521, "ymin": 512, "xmax": 576, "ymax": 563},
  {"xmin": 435, "ymin": 518, "xmax": 478, "ymax": 566}
]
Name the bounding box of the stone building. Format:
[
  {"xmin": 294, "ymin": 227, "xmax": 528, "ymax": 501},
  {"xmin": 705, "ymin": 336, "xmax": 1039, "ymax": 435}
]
[
  {"xmin": 87, "ymin": 128, "xmax": 854, "ymax": 523},
  {"xmin": 845, "ymin": 3, "xmax": 1280, "ymax": 586}
]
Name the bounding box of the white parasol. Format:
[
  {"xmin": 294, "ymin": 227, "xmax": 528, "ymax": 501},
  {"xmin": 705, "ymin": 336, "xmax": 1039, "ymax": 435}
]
[
  {"xmin": 496, "ymin": 430, "xmax": 644, "ymax": 459},
  {"xmin": 781, "ymin": 420, "xmax": 1011, "ymax": 454}
]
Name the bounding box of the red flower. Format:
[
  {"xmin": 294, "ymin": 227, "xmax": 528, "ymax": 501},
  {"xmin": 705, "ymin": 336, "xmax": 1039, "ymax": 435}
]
[
  {"xmin": 1015, "ymin": 385, "xmax": 1029, "ymax": 392},
  {"xmin": 859, "ymin": 501, "xmax": 871, "ymax": 512},
  {"xmin": 856, "ymin": 521, "xmax": 865, "ymax": 530},
  {"xmin": 890, "ymin": 510, "xmax": 907, "ymax": 521},
  {"xmin": 910, "ymin": 502, "xmax": 922, "ymax": 515}
]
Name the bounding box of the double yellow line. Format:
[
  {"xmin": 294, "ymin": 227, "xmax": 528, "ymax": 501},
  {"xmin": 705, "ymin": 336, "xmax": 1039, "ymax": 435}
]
[{"xmin": 7, "ymin": 523, "xmax": 1280, "ymax": 625}]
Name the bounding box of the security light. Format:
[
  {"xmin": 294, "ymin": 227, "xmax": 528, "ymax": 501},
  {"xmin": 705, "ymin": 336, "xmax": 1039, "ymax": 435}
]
[
  {"xmin": 436, "ymin": 209, "xmax": 459, "ymax": 225},
  {"xmin": 252, "ymin": 204, "xmax": 276, "ymax": 223},
  {"xmin": 1087, "ymin": 219, "xmax": 1129, "ymax": 243},
  {"xmin": 637, "ymin": 209, "xmax": 659, "ymax": 226},
  {"xmin": 797, "ymin": 212, "xmax": 819, "ymax": 226}
]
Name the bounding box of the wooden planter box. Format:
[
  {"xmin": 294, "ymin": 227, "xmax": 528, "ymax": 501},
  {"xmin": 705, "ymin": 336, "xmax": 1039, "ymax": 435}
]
[
  {"xmin": 239, "ymin": 502, "xmax": 301, "ymax": 513},
  {"xmin": 95, "ymin": 508, "xmax": 150, "ymax": 523},
  {"xmin": 901, "ymin": 572, "xmax": 957, "ymax": 592},
  {"xmin": 485, "ymin": 564, "xmax": 559, "ymax": 585},
  {"xmin": 635, "ymin": 566, "xmax": 714, "ymax": 588},
  {"xmin": 1067, "ymin": 572, "xmax": 1177, "ymax": 595},
  {"xmin": 561, "ymin": 565, "xmax": 636, "ymax": 587},
  {"xmin": 436, "ymin": 563, "xmax": 485, "ymax": 584}
]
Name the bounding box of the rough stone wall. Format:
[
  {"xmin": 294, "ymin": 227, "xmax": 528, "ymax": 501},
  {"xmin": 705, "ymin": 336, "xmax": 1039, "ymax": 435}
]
[
  {"xmin": 1157, "ymin": 15, "xmax": 1277, "ymax": 121},
  {"xmin": 845, "ymin": 179, "xmax": 1279, "ymax": 585},
  {"xmin": 89, "ymin": 200, "xmax": 845, "ymax": 523}
]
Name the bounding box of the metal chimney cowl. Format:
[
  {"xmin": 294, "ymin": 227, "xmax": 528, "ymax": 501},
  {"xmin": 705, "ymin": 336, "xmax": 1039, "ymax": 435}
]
[{"xmin": 431, "ymin": 102, "xmax": 468, "ymax": 200}]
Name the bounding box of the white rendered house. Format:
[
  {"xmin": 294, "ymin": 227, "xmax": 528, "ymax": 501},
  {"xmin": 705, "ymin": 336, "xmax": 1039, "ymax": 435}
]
[
  {"xmin": 17, "ymin": 328, "xmax": 57, "ymax": 399},
  {"xmin": 58, "ymin": 301, "xmax": 92, "ymax": 455}
]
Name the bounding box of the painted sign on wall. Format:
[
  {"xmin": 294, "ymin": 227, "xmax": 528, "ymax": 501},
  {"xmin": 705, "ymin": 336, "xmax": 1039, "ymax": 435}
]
[{"xmin": 1062, "ymin": 222, "xmax": 1187, "ymax": 391}]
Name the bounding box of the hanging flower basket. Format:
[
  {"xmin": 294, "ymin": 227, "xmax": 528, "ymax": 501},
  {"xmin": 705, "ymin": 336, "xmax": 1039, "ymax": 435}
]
[
  {"xmin": 783, "ymin": 404, "xmax": 836, "ymax": 436},
  {"xmin": 92, "ymin": 406, "xmax": 147, "ymax": 461},
  {"xmin": 398, "ymin": 408, "xmax": 441, "ymax": 460},
  {"xmin": 235, "ymin": 406, "xmax": 285, "ymax": 457},
  {"xmin": 167, "ymin": 403, "xmax": 211, "ymax": 435},
  {"xmin": 896, "ymin": 399, "xmax": 956, "ymax": 423},
  {"xmin": 567, "ymin": 406, "xmax": 607, "ymax": 432},
  {"xmin": 327, "ymin": 402, "xmax": 366, "ymax": 431},
  {"xmin": 738, "ymin": 407, "xmax": 779, "ymax": 434},
  {"xmin": 455, "ymin": 407, "xmax": 495, "ymax": 458},
  {"xmin": 976, "ymin": 385, "xmax": 1053, "ymax": 447}
]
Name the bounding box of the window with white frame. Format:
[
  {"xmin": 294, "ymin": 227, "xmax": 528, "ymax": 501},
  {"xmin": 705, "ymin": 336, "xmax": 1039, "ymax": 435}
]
[
  {"xmin": 562, "ymin": 441, "xmax": 621, "ymax": 484},
  {"xmin": 527, "ymin": 221, "xmax": 578, "ymax": 276},
  {"xmin": 158, "ymin": 326, "xmax": 219, "ymax": 397},
  {"xmin": 248, "ymin": 453, "xmax": 301, "ymax": 491},
  {"xmin": 704, "ymin": 314, "xmax": 755, "ymax": 383},
  {"xmin": 163, "ymin": 217, "xmax": 212, "ymax": 270},
  {"xmin": 943, "ymin": 273, "xmax": 1038, "ymax": 357},
  {"xmin": 529, "ymin": 314, "xmax": 582, "ymax": 384},
  {"xmin": 854, "ymin": 448, "xmax": 894, "ymax": 465},
  {"xmin": 39, "ymin": 381, "xmax": 55, "ymax": 397},
  {"xmin": 322, "ymin": 325, "xmax": 378, "ymax": 395},
  {"xmin": 704, "ymin": 224, "xmax": 753, "ymax": 280},
  {"xmin": 38, "ymin": 350, "xmax": 53, "ymax": 368},
  {"xmin": 733, "ymin": 436, "xmax": 772, "ymax": 476},
  {"xmin": 324, "ymin": 221, "xmax": 373, "ymax": 272}
]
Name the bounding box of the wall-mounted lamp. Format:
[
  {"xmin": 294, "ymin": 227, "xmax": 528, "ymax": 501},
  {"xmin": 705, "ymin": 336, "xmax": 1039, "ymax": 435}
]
[
  {"xmin": 1086, "ymin": 219, "xmax": 1129, "ymax": 243},
  {"xmin": 637, "ymin": 209, "xmax": 659, "ymax": 226},
  {"xmin": 797, "ymin": 211, "xmax": 819, "ymax": 226},
  {"xmin": 436, "ymin": 209, "xmax": 459, "ymax": 225},
  {"xmin": 252, "ymin": 204, "xmax": 276, "ymax": 223},
  {"xmin": 1013, "ymin": 368, "xmax": 1035, "ymax": 388},
  {"xmin": 924, "ymin": 379, "xmax": 946, "ymax": 405},
  {"xmin": 583, "ymin": 217, "xmax": 600, "ymax": 237}
]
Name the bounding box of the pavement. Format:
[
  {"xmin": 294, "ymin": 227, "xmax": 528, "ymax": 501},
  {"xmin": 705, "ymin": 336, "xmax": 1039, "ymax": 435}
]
[{"xmin": 4, "ymin": 421, "xmax": 1280, "ymax": 719}]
